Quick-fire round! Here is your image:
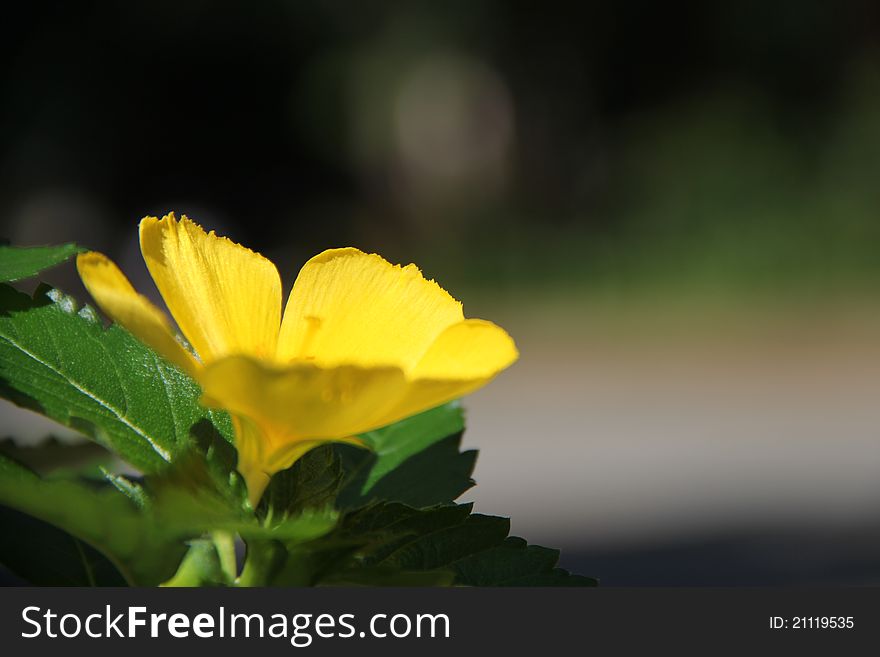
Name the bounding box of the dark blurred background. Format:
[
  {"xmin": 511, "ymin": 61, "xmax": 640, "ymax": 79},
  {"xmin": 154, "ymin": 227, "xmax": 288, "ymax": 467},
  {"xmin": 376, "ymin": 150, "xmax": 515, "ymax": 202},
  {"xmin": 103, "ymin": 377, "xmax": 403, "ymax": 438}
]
[{"xmin": 4, "ymin": 0, "xmax": 880, "ymax": 585}]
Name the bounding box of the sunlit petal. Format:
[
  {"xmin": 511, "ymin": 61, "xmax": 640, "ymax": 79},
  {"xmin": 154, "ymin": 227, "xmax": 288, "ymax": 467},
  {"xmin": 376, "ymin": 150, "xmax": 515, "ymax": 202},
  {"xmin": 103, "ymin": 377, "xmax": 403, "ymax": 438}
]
[
  {"xmin": 412, "ymin": 318, "xmax": 518, "ymax": 380},
  {"xmin": 198, "ymin": 355, "xmax": 408, "ymax": 442},
  {"xmin": 81, "ymin": 214, "xmax": 519, "ymax": 507},
  {"xmin": 277, "ymin": 248, "xmax": 463, "ymax": 369},
  {"xmin": 377, "ymin": 319, "xmax": 519, "ymax": 425},
  {"xmin": 76, "ymin": 251, "xmax": 199, "ymax": 376},
  {"xmin": 198, "ymin": 355, "xmax": 403, "ymax": 503},
  {"xmin": 140, "ymin": 213, "xmax": 282, "ymax": 363}
]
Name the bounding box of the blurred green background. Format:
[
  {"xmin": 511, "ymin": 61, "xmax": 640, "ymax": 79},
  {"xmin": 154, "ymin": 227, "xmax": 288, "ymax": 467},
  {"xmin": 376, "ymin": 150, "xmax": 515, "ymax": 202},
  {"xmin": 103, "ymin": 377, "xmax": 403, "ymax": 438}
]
[{"xmin": 3, "ymin": 0, "xmax": 880, "ymax": 584}]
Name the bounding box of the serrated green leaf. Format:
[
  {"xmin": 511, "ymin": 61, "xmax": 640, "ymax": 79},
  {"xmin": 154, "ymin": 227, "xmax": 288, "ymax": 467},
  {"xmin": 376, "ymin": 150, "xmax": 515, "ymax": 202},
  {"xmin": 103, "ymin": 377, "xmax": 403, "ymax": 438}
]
[
  {"xmin": 292, "ymin": 501, "xmax": 598, "ymax": 587},
  {"xmin": 266, "ymin": 539, "xmax": 360, "ymax": 587},
  {"xmin": 101, "ymin": 469, "xmax": 148, "ymax": 508},
  {"xmin": 337, "ymin": 433, "xmax": 476, "ymax": 508},
  {"xmin": 0, "ymin": 283, "xmax": 233, "ymax": 473},
  {"xmin": 340, "ymin": 501, "xmax": 473, "ymax": 538},
  {"xmin": 357, "ymin": 402, "xmax": 465, "ymax": 491},
  {"xmin": 184, "ymin": 417, "xmax": 245, "ymax": 506},
  {"xmin": 143, "ymin": 460, "xmax": 337, "ymax": 544},
  {"xmin": 257, "ymin": 404, "xmax": 469, "ymax": 517},
  {"xmin": 227, "ymin": 509, "xmax": 338, "ymax": 542},
  {"xmin": 451, "ymin": 536, "xmax": 598, "ymax": 586},
  {"xmin": 367, "ymin": 433, "xmax": 476, "ymax": 507},
  {"xmin": 0, "ymin": 243, "xmax": 82, "ymax": 282},
  {"xmin": 375, "ymin": 513, "xmax": 510, "ymax": 570},
  {"xmin": 259, "ymin": 444, "xmax": 342, "ymax": 520},
  {"xmin": 0, "ymin": 505, "xmax": 127, "ymax": 586},
  {"xmin": 249, "ymin": 504, "xmax": 433, "ymax": 587},
  {"xmin": 254, "ymin": 404, "xmax": 475, "ymax": 583},
  {"xmin": 270, "ymin": 502, "xmax": 473, "ymax": 586}
]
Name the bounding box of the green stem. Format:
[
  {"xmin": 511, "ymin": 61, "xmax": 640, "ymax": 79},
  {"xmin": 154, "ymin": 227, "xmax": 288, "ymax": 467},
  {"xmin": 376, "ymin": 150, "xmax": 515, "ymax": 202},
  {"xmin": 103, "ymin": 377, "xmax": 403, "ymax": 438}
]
[
  {"xmin": 160, "ymin": 540, "xmax": 223, "ymax": 587},
  {"xmin": 236, "ymin": 539, "xmax": 285, "ymax": 587},
  {"xmin": 212, "ymin": 531, "xmax": 238, "ymax": 583}
]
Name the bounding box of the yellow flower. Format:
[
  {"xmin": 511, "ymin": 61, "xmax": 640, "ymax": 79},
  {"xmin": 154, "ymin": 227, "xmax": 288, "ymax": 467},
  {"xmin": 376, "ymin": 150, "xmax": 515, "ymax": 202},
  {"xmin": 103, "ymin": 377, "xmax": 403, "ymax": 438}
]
[{"xmin": 77, "ymin": 213, "xmax": 517, "ymax": 505}]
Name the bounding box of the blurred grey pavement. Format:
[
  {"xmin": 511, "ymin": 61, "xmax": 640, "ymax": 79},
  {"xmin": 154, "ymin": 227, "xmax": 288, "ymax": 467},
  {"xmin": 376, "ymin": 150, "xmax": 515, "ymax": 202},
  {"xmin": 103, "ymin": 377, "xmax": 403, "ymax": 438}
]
[{"xmin": 460, "ymin": 303, "xmax": 880, "ymax": 583}]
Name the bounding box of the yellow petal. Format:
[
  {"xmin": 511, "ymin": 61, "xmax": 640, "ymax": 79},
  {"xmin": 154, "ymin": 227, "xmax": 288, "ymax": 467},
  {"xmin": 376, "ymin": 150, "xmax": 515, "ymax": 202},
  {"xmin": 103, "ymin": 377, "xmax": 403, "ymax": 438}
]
[
  {"xmin": 199, "ymin": 356, "xmax": 408, "ymax": 441},
  {"xmin": 231, "ymin": 412, "xmax": 363, "ymax": 506},
  {"xmin": 377, "ymin": 319, "xmax": 519, "ymax": 425},
  {"xmin": 198, "ymin": 355, "xmax": 405, "ymax": 501},
  {"xmin": 277, "ymin": 248, "xmax": 464, "ymax": 369},
  {"xmin": 227, "ymin": 415, "xmax": 272, "ymax": 507},
  {"xmin": 228, "ymin": 415, "xmax": 340, "ymax": 507},
  {"xmin": 412, "ymin": 318, "xmax": 519, "ymax": 380},
  {"xmin": 76, "ymin": 252, "xmax": 199, "ymax": 376},
  {"xmin": 139, "ymin": 213, "xmax": 282, "ymax": 363}
]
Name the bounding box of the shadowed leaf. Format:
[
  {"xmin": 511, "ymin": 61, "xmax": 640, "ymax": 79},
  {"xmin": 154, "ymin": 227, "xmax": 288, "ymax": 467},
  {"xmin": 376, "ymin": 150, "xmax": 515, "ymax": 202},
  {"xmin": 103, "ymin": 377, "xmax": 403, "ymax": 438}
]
[
  {"xmin": 0, "ymin": 505, "xmax": 127, "ymax": 586},
  {"xmin": 336, "ymin": 432, "xmax": 476, "ymax": 509},
  {"xmin": 357, "ymin": 402, "xmax": 465, "ymax": 491},
  {"xmin": 0, "ymin": 453, "xmax": 185, "ymax": 585}
]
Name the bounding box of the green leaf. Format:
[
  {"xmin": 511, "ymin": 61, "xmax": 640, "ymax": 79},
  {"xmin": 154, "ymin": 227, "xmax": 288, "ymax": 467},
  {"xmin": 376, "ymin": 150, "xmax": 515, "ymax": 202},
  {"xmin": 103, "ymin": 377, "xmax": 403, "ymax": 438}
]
[
  {"xmin": 0, "ymin": 450, "xmax": 334, "ymax": 586},
  {"xmin": 182, "ymin": 417, "xmax": 245, "ymax": 507},
  {"xmin": 160, "ymin": 539, "xmax": 228, "ymax": 587},
  {"xmin": 237, "ymin": 505, "xmax": 350, "ymax": 586},
  {"xmin": 267, "ymin": 503, "xmax": 467, "ymax": 586},
  {"xmin": 340, "ymin": 503, "xmax": 474, "ymax": 559},
  {"xmin": 101, "ymin": 469, "xmax": 148, "ymax": 508},
  {"xmin": 247, "ymin": 504, "xmax": 429, "ymax": 587},
  {"xmin": 258, "ymin": 444, "xmax": 342, "ymax": 520},
  {"xmin": 0, "ymin": 453, "xmax": 185, "ymax": 585},
  {"xmin": 250, "ymin": 403, "xmax": 472, "ymax": 571},
  {"xmin": 360, "ymin": 402, "xmax": 464, "ymax": 486},
  {"xmin": 0, "ymin": 505, "xmax": 127, "ymax": 586},
  {"xmin": 451, "ymin": 536, "xmax": 599, "ymax": 586},
  {"xmin": 357, "ymin": 402, "xmax": 465, "ymax": 490},
  {"xmin": 255, "ymin": 403, "xmax": 471, "ymax": 513},
  {"xmin": 143, "ymin": 455, "xmax": 337, "ymax": 544},
  {"xmin": 223, "ymin": 509, "xmax": 338, "ymax": 542},
  {"xmin": 367, "ymin": 433, "xmax": 476, "ymax": 507},
  {"xmin": 0, "ymin": 243, "xmax": 82, "ymax": 282},
  {"xmin": 265, "ymin": 538, "xmax": 360, "ymax": 587},
  {"xmin": 0, "ymin": 283, "xmax": 233, "ymax": 473},
  {"xmin": 337, "ymin": 433, "xmax": 476, "ymax": 508},
  {"xmin": 283, "ymin": 502, "xmax": 599, "ymax": 587},
  {"xmin": 373, "ymin": 513, "xmax": 511, "ymax": 571}
]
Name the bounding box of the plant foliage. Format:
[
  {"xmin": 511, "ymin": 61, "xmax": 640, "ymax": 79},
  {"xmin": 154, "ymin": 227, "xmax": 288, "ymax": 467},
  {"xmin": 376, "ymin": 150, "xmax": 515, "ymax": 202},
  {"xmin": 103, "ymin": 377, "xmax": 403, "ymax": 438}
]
[{"xmin": 0, "ymin": 245, "xmax": 596, "ymax": 587}]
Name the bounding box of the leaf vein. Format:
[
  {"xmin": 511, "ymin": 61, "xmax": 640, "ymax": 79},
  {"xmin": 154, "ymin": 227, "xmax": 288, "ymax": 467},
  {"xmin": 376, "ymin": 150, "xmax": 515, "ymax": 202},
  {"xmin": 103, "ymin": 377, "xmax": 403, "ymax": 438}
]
[{"xmin": 0, "ymin": 331, "xmax": 172, "ymax": 461}]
